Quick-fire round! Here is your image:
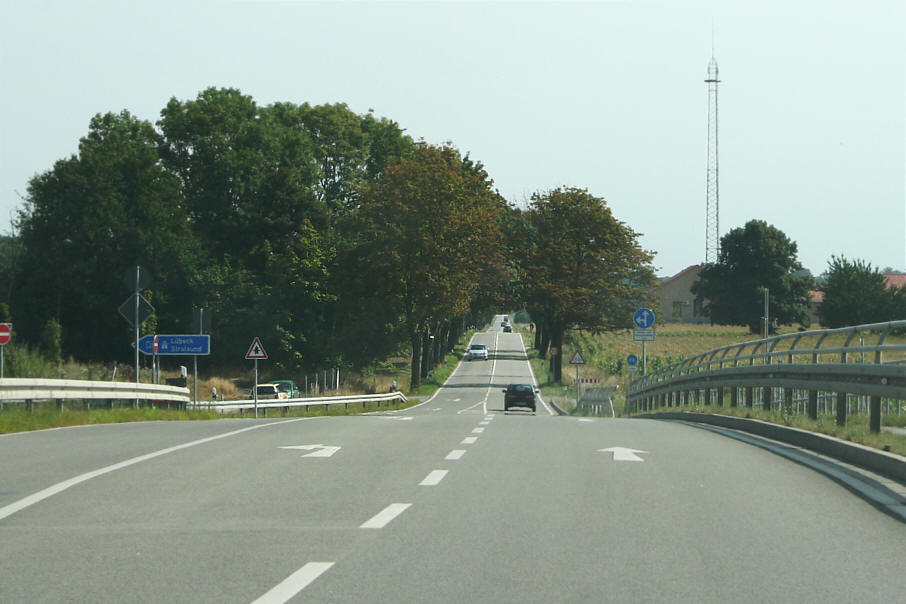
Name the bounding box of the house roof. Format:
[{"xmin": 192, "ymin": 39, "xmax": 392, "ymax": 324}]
[
  {"xmin": 884, "ymin": 273, "xmax": 906, "ymax": 289},
  {"xmin": 655, "ymin": 264, "xmax": 701, "ymax": 288}
]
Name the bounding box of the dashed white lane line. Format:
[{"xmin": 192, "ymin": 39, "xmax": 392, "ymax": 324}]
[
  {"xmin": 251, "ymin": 562, "xmax": 334, "ymax": 604},
  {"xmin": 419, "ymin": 470, "xmax": 449, "ymax": 486},
  {"xmin": 471, "ymin": 427, "xmax": 485, "ymax": 434},
  {"xmin": 445, "ymin": 450, "xmax": 466, "ymax": 460},
  {"xmin": 461, "ymin": 436, "xmax": 478, "ymax": 444},
  {"xmin": 360, "ymin": 503, "xmax": 412, "ymax": 529},
  {"xmin": 479, "ymin": 421, "xmax": 490, "ymax": 426}
]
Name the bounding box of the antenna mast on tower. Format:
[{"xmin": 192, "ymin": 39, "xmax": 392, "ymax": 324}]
[{"xmin": 704, "ymin": 33, "xmax": 720, "ymax": 263}]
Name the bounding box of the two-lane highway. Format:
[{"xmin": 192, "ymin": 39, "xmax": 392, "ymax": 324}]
[{"xmin": 2, "ymin": 315, "xmax": 904, "ymax": 602}]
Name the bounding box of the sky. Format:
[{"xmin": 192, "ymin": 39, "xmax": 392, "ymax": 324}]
[{"xmin": 1, "ymin": 0, "xmax": 904, "ymax": 278}]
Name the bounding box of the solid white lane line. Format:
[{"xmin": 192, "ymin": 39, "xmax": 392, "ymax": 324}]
[
  {"xmin": 0, "ymin": 417, "xmax": 315, "ymax": 522},
  {"xmin": 361, "ymin": 503, "xmax": 412, "ymax": 528},
  {"xmin": 517, "ymin": 333, "xmax": 555, "ymax": 415},
  {"xmin": 461, "ymin": 436, "xmax": 478, "ymax": 444},
  {"xmin": 419, "ymin": 470, "xmax": 448, "ymax": 486},
  {"xmin": 445, "ymin": 450, "xmax": 466, "ymax": 460},
  {"xmin": 251, "ymin": 562, "xmax": 334, "ymax": 604},
  {"xmin": 472, "ymin": 427, "xmax": 485, "ymax": 434}
]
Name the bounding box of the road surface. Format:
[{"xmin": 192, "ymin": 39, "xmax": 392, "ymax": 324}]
[{"xmin": 1, "ymin": 316, "xmax": 904, "ymax": 602}]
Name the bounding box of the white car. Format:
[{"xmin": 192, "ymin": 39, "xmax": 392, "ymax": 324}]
[{"xmin": 467, "ymin": 343, "xmax": 489, "ymax": 361}]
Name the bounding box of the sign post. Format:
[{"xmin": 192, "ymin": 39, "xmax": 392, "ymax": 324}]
[
  {"xmin": 245, "ymin": 337, "xmax": 268, "ymax": 418},
  {"xmin": 0, "ymin": 323, "xmax": 11, "ymax": 378},
  {"xmin": 633, "ymin": 308, "xmax": 656, "ymax": 375}
]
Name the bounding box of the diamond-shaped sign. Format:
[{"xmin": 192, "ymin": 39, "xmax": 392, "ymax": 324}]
[{"xmin": 118, "ymin": 293, "xmax": 154, "ymax": 326}]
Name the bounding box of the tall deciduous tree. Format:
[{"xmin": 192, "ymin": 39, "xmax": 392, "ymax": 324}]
[
  {"xmin": 14, "ymin": 111, "xmax": 200, "ymax": 361},
  {"xmin": 521, "ymin": 187, "xmax": 655, "ymax": 382},
  {"xmin": 692, "ymin": 219, "xmax": 813, "ymax": 333},
  {"xmin": 354, "ymin": 144, "xmax": 504, "ymax": 389},
  {"xmin": 818, "ymin": 256, "xmax": 893, "ymax": 327}
]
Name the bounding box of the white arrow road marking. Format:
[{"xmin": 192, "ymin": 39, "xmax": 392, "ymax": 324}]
[
  {"xmin": 598, "ymin": 447, "xmax": 648, "ymax": 462},
  {"xmin": 419, "ymin": 470, "xmax": 448, "ymax": 486},
  {"xmin": 361, "ymin": 503, "xmax": 411, "ymax": 528},
  {"xmin": 279, "ymin": 445, "xmax": 341, "ymax": 458},
  {"xmin": 252, "ymin": 562, "xmax": 334, "ymax": 604}
]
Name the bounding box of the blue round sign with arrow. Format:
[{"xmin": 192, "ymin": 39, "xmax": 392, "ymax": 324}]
[
  {"xmin": 633, "ymin": 308, "xmax": 655, "ymax": 329},
  {"xmin": 627, "ymin": 354, "xmax": 639, "ymax": 366}
]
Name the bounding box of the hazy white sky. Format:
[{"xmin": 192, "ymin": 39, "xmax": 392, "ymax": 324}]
[{"xmin": 1, "ymin": 0, "xmax": 903, "ymax": 277}]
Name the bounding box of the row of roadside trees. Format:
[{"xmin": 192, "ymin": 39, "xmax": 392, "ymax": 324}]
[{"xmin": 0, "ymin": 87, "xmax": 657, "ymax": 388}]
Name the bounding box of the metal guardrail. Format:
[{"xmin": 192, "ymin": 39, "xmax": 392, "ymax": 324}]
[
  {"xmin": 187, "ymin": 391, "xmax": 409, "ymax": 415},
  {"xmin": 627, "ymin": 320, "xmax": 906, "ymax": 432},
  {"xmin": 0, "ymin": 378, "xmax": 190, "ymax": 403}
]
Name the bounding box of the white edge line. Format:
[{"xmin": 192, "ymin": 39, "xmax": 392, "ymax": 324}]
[
  {"xmin": 251, "ymin": 562, "xmax": 334, "ymax": 604},
  {"xmin": 419, "ymin": 470, "xmax": 449, "ymax": 486},
  {"xmin": 518, "ymin": 333, "xmax": 555, "ymax": 415},
  {"xmin": 0, "ymin": 417, "xmax": 316, "ymax": 522},
  {"xmin": 360, "ymin": 503, "xmax": 412, "ymax": 528}
]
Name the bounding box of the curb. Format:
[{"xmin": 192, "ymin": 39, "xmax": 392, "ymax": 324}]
[{"xmin": 637, "ymin": 411, "xmax": 906, "ymax": 486}]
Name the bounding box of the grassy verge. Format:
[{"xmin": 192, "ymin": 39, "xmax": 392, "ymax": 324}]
[
  {"xmin": 0, "ymin": 407, "xmax": 221, "ymax": 434},
  {"xmin": 633, "ymin": 405, "xmax": 906, "ymax": 457}
]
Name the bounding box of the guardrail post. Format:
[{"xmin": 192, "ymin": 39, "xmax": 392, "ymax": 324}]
[
  {"xmin": 870, "ymin": 396, "xmax": 881, "ymax": 433},
  {"xmin": 716, "ymin": 387, "xmax": 724, "ymax": 407},
  {"xmin": 783, "ymin": 388, "xmax": 793, "ymax": 414},
  {"xmin": 730, "ymin": 387, "xmax": 738, "ymax": 408},
  {"xmin": 746, "ymin": 387, "xmax": 754, "ymax": 408},
  {"xmin": 807, "ymin": 390, "xmax": 818, "ymax": 420},
  {"xmin": 836, "ymin": 391, "xmax": 847, "ymax": 426},
  {"xmin": 704, "ymin": 388, "xmax": 712, "ymax": 406},
  {"xmin": 762, "ymin": 387, "xmax": 771, "ymax": 412}
]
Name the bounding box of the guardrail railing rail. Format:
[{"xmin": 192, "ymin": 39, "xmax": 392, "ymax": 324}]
[{"xmin": 627, "ymin": 320, "xmax": 906, "ymax": 432}]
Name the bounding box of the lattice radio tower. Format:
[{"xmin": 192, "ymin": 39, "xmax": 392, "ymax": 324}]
[{"xmin": 704, "ymin": 43, "xmax": 720, "ymax": 263}]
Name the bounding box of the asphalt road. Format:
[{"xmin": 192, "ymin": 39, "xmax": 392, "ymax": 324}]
[{"xmin": 1, "ymin": 316, "xmax": 904, "ymax": 603}]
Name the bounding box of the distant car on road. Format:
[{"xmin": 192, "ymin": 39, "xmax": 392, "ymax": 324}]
[
  {"xmin": 503, "ymin": 383, "xmax": 537, "ymax": 412},
  {"xmin": 467, "ymin": 343, "xmax": 489, "ymax": 361},
  {"xmin": 254, "ymin": 384, "xmax": 288, "ymax": 400},
  {"xmin": 272, "ymin": 379, "xmax": 301, "ymax": 398},
  {"xmin": 503, "ymin": 324, "xmax": 513, "ymax": 333}
]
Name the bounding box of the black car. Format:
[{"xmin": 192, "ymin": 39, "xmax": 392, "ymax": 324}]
[{"xmin": 503, "ymin": 383, "xmax": 537, "ymax": 412}]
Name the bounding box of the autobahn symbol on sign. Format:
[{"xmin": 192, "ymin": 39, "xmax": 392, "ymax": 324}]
[{"xmin": 246, "ymin": 337, "xmax": 268, "ymax": 360}]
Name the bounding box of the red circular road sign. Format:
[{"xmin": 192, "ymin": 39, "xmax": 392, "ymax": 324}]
[{"xmin": 0, "ymin": 323, "xmax": 11, "ymax": 346}]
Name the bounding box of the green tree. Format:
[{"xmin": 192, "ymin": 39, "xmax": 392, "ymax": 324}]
[
  {"xmin": 13, "ymin": 111, "xmax": 201, "ymax": 362},
  {"xmin": 692, "ymin": 219, "xmax": 813, "ymax": 334},
  {"xmin": 520, "ymin": 187, "xmax": 655, "ymax": 383},
  {"xmin": 353, "ymin": 144, "xmax": 504, "ymax": 389},
  {"xmin": 818, "ymin": 256, "xmax": 893, "ymax": 327}
]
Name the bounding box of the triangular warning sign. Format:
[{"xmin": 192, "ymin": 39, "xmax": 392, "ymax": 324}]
[
  {"xmin": 245, "ymin": 337, "xmax": 268, "ymax": 360},
  {"xmin": 569, "ymin": 350, "xmax": 586, "ymax": 365}
]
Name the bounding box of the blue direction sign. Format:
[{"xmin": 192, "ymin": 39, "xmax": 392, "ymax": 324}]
[
  {"xmin": 137, "ymin": 334, "xmax": 210, "ymax": 356},
  {"xmin": 627, "ymin": 354, "xmax": 639, "ymax": 366},
  {"xmin": 633, "ymin": 308, "xmax": 655, "ymax": 329}
]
